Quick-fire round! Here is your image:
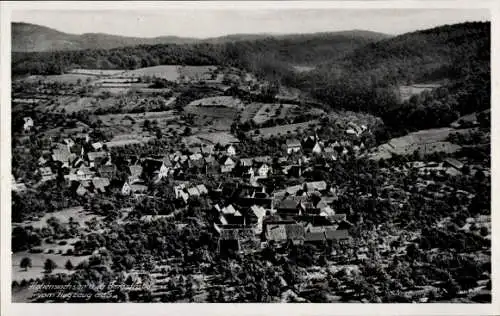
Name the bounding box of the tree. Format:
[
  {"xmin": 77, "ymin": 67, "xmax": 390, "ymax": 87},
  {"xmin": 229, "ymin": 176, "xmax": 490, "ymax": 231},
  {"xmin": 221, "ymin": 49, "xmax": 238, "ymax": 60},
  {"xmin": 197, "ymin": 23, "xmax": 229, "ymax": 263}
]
[
  {"xmin": 65, "ymin": 259, "xmax": 74, "ymax": 270},
  {"xmin": 20, "ymin": 257, "xmax": 32, "ymax": 271},
  {"xmin": 44, "ymin": 259, "xmax": 57, "ymax": 274}
]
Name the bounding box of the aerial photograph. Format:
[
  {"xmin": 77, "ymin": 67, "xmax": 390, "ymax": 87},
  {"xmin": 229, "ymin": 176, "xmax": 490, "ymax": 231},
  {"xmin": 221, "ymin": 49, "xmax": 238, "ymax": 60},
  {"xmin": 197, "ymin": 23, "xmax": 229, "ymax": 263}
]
[{"xmin": 9, "ymin": 7, "xmax": 491, "ymax": 303}]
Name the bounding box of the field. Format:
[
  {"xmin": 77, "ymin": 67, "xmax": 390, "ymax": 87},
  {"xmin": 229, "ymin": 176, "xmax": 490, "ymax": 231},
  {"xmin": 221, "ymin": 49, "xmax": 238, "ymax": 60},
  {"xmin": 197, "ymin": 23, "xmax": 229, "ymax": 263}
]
[
  {"xmin": 369, "ymin": 127, "xmax": 479, "ymax": 160},
  {"xmin": 35, "ymin": 96, "xmax": 117, "ymax": 113},
  {"xmin": 68, "ymin": 69, "xmax": 126, "ymax": 76},
  {"xmin": 252, "ymin": 103, "xmax": 299, "ymax": 124},
  {"xmin": 16, "ymin": 206, "xmax": 102, "ymax": 229},
  {"xmin": 20, "ymin": 74, "xmax": 97, "ymax": 85},
  {"xmin": 12, "ymin": 206, "xmax": 100, "ymax": 283},
  {"xmin": 121, "ymin": 65, "xmax": 217, "ymax": 82},
  {"xmin": 122, "ymin": 65, "xmax": 180, "ymax": 81},
  {"xmin": 97, "ymin": 110, "xmax": 179, "ymax": 146},
  {"xmin": 188, "ymin": 96, "xmax": 244, "ymax": 109},
  {"xmin": 12, "ymin": 251, "xmax": 90, "ymax": 283},
  {"xmin": 249, "ymin": 120, "xmax": 320, "ymax": 139},
  {"xmin": 399, "ymin": 83, "xmax": 442, "ymax": 101},
  {"xmin": 183, "ymin": 132, "xmax": 239, "ymax": 146}
]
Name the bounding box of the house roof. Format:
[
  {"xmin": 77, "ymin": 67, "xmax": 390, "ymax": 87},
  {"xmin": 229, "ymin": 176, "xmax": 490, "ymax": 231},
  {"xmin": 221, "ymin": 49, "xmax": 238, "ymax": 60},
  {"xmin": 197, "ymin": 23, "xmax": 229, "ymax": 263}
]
[
  {"xmin": 92, "ymin": 177, "xmax": 110, "ymax": 191},
  {"xmin": 250, "ymin": 205, "xmax": 266, "ymax": 219},
  {"xmin": 39, "ymin": 167, "xmax": 53, "ymax": 176},
  {"xmin": 52, "ymin": 148, "xmax": 71, "ymax": 163},
  {"xmin": 305, "ymin": 231, "xmax": 325, "ymax": 241},
  {"xmin": 87, "ymin": 151, "xmax": 108, "ymax": 162},
  {"xmin": 240, "ymin": 158, "xmax": 253, "ymax": 166},
  {"xmin": 324, "ymin": 228, "xmax": 350, "ymax": 240},
  {"xmin": 266, "ymin": 224, "xmax": 287, "ymax": 241},
  {"xmin": 187, "ymin": 187, "xmax": 200, "ymax": 196},
  {"xmin": 196, "ymin": 184, "xmax": 208, "ymax": 194},
  {"xmin": 190, "ymin": 153, "xmax": 203, "ymax": 161},
  {"xmin": 276, "ymin": 199, "xmax": 298, "ymax": 210},
  {"xmin": 286, "ymin": 139, "xmax": 301, "ymax": 147},
  {"xmin": 285, "ymin": 224, "xmax": 305, "ymax": 241},
  {"xmin": 129, "ymin": 165, "xmax": 143, "ymax": 178},
  {"xmin": 99, "ymin": 164, "xmax": 116, "ymax": 174},
  {"xmin": 307, "ymin": 181, "xmax": 328, "ymax": 191},
  {"xmin": 92, "ymin": 142, "xmax": 103, "ymax": 150},
  {"xmin": 222, "ymin": 204, "xmax": 236, "ymax": 215}
]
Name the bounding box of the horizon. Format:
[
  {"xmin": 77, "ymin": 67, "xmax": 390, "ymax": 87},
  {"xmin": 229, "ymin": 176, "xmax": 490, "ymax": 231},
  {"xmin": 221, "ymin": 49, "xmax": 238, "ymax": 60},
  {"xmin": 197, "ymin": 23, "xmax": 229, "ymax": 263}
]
[{"xmin": 11, "ymin": 9, "xmax": 490, "ymax": 39}]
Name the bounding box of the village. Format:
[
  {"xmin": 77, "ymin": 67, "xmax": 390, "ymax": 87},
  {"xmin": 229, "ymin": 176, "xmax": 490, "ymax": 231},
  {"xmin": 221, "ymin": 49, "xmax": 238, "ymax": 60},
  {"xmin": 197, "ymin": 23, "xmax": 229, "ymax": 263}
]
[{"xmin": 11, "ymin": 62, "xmax": 491, "ymax": 303}]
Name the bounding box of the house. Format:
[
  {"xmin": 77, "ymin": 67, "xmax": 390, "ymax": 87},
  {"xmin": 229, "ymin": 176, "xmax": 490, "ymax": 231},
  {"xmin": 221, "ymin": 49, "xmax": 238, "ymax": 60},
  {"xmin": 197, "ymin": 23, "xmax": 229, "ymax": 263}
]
[
  {"xmin": 444, "ymin": 158, "xmax": 464, "ymax": 171},
  {"xmin": 254, "ymin": 162, "xmax": 270, "ymax": 178},
  {"xmin": 39, "ymin": 167, "xmax": 54, "ymax": 178},
  {"xmin": 52, "ymin": 147, "xmax": 72, "ymax": 167},
  {"xmin": 98, "ymin": 165, "xmax": 117, "ymax": 179},
  {"xmin": 285, "ymin": 224, "xmax": 306, "ymax": 245},
  {"xmin": 38, "ymin": 156, "xmax": 48, "ymax": 166},
  {"xmin": 196, "ymin": 184, "xmax": 209, "ymax": 195},
  {"xmin": 276, "ymin": 199, "xmax": 302, "ymax": 216},
  {"xmin": 187, "ymin": 186, "xmax": 200, "ymax": 197},
  {"xmin": 64, "ymin": 138, "xmax": 75, "ymax": 150},
  {"xmin": 286, "ymin": 139, "xmax": 302, "ymax": 154},
  {"xmin": 87, "ymin": 151, "xmax": 109, "ymax": 168},
  {"xmin": 249, "ymin": 205, "xmax": 267, "ymax": 229},
  {"xmin": 239, "ymin": 158, "xmax": 254, "ymax": 167},
  {"xmin": 220, "ymin": 157, "xmax": 236, "ymax": 173},
  {"xmin": 128, "ymin": 165, "xmax": 143, "ymax": 183},
  {"xmin": 112, "ymin": 180, "xmax": 131, "ymax": 196},
  {"xmin": 201, "ymin": 145, "xmax": 215, "ymax": 155},
  {"xmin": 225, "ymin": 144, "xmax": 237, "ymax": 156},
  {"xmin": 306, "ymin": 181, "xmax": 328, "ymax": 192},
  {"xmin": 129, "ymin": 181, "xmax": 148, "ymax": 194},
  {"xmin": 142, "ymin": 158, "xmax": 170, "ymax": 181},
  {"xmin": 92, "ymin": 142, "xmax": 103, "ymax": 151},
  {"xmin": 312, "ymin": 142, "xmax": 323, "ymax": 154},
  {"xmin": 76, "ymin": 183, "xmax": 88, "ymax": 196},
  {"xmin": 189, "ymin": 153, "xmax": 203, "ymax": 161},
  {"xmin": 23, "ymin": 117, "xmax": 34, "ymax": 132},
  {"xmin": 75, "ymin": 133, "xmax": 90, "ymax": 143},
  {"xmin": 265, "ymin": 224, "xmax": 288, "ymax": 243},
  {"xmin": 92, "ymin": 177, "xmax": 110, "ymax": 193}
]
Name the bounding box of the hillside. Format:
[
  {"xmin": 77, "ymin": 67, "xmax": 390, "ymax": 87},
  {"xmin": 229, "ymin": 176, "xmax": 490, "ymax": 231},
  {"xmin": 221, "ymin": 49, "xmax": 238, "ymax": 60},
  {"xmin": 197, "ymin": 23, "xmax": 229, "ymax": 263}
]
[
  {"xmin": 298, "ymin": 22, "xmax": 490, "ymax": 133},
  {"xmin": 12, "ymin": 22, "xmax": 200, "ymax": 52}
]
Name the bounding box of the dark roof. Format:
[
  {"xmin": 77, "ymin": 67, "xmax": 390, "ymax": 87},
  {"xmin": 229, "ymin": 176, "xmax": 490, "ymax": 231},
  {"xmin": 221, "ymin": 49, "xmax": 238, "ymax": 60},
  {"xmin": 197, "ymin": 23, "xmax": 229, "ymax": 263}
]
[
  {"xmin": 277, "ymin": 199, "xmax": 298, "ymax": 210},
  {"xmin": 285, "ymin": 224, "xmax": 305, "ymax": 241},
  {"xmin": 305, "ymin": 231, "xmax": 325, "ymax": 242},
  {"xmin": 325, "ymin": 229, "xmax": 350, "ymax": 240}
]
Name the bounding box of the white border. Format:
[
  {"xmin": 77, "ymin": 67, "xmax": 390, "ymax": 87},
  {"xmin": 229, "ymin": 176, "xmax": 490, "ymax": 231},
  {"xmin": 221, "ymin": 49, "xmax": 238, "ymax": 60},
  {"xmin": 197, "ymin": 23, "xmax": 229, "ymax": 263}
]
[{"xmin": 1, "ymin": 1, "xmax": 499, "ymax": 316}]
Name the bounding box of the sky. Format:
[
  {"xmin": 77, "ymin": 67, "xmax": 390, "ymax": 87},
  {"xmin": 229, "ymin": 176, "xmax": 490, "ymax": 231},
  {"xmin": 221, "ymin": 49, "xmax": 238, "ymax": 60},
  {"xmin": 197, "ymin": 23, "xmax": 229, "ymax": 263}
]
[{"xmin": 12, "ymin": 9, "xmax": 490, "ymax": 38}]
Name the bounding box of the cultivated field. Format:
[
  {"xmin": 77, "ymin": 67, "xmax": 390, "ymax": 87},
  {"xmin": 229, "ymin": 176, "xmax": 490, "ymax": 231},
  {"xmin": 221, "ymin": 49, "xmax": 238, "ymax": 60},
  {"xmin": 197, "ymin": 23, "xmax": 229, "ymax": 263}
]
[
  {"xmin": 183, "ymin": 132, "xmax": 240, "ymax": 146},
  {"xmin": 249, "ymin": 120, "xmax": 320, "ymax": 139},
  {"xmin": 68, "ymin": 69, "xmax": 126, "ymax": 76},
  {"xmin": 188, "ymin": 96, "xmax": 244, "ymax": 109},
  {"xmin": 399, "ymin": 83, "xmax": 442, "ymax": 101},
  {"xmin": 369, "ymin": 127, "xmax": 479, "ymax": 160},
  {"xmin": 121, "ymin": 65, "xmax": 217, "ymax": 82},
  {"xmin": 21, "ymin": 74, "xmax": 97, "ymax": 85}
]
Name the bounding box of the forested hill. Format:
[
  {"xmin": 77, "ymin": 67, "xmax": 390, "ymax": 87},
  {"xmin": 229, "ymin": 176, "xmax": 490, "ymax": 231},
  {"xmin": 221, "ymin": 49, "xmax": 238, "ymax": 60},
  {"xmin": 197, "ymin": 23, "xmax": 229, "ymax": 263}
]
[
  {"xmin": 312, "ymin": 21, "xmax": 490, "ymax": 86},
  {"xmin": 11, "ymin": 27, "xmax": 388, "ymax": 75},
  {"xmin": 294, "ymin": 22, "xmax": 490, "ymax": 133},
  {"xmin": 12, "ymin": 22, "xmax": 200, "ymax": 52}
]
